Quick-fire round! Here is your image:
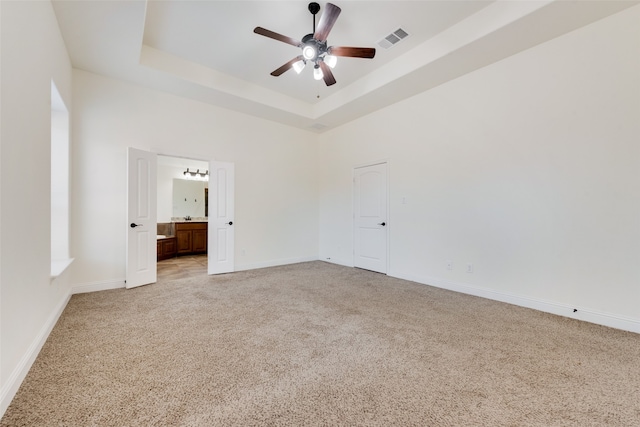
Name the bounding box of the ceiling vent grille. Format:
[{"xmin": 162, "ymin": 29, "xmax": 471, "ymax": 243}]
[{"xmin": 378, "ymin": 28, "xmax": 409, "ymax": 49}]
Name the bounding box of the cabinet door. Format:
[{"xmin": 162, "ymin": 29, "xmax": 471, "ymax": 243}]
[
  {"xmin": 176, "ymin": 230, "xmax": 192, "ymax": 254},
  {"xmin": 192, "ymin": 229, "xmax": 207, "ymax": 253},
  {"xmin": 164, "ymin": 238, "xmax": 177, "ymax": 256}
]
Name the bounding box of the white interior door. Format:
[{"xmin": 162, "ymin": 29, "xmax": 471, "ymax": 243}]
[
  {"xmin": 354, "ymin": 162, "xmax": 388, "ymax": 274},
  {"xmin": 208, "ymin": 161, "xmax": 235, "ymax": 274},
  {"xmin": 126, "ymin": 147, "xmax": 157, "ymax": 288}
]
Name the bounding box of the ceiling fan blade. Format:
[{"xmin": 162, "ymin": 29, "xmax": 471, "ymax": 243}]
[
  {"xmin": 318, "ymin": 61, "xmax": 337, "ymax": 86},
  {"xmin": 313, "ymin": 3, "xmax": 341, "ymax": 42},
  {"xmin": 254, "ymin": 27, "xmax": 302, "ymax": 48},
  {"xmin": 270, "ymin": 56, "xmax": 304, "ymax": 77},
  {"xmin": 328, "ymin": 46, "xmax": 376, "ymax": 59}
]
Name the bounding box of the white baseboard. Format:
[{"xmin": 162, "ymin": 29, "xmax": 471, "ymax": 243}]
[
  {"xmin": 235, "ymin": 256, "xmax": 318, "ymax": 272},
  {"xmin": 391, "ymin": 271, "xmax": 640, "ymax": 334},
  {"xmin": 0, "ymin": 292, "xmax": 71, "ymax": 418},
  {"xmin": 71, "ymin": 278, "xmax": 125, "ymax": 294},
  {"xmin": 320, "ymin": 257, "xmax": 353, "ymax": 268}
]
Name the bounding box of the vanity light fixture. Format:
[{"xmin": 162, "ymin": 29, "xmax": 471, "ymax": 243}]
[{"xmin": 183, "ymin": 168, "xmax": 209, "ymax": 181}]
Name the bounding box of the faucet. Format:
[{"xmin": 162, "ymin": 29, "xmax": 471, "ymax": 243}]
[{"xmin": 184, "ymin": 216, "xmax": 191, "ymax": 221}]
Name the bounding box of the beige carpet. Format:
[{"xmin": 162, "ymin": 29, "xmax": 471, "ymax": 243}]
[{"xmin": 2, "ymin": 261, "xmax": 639, "ymax": 426}]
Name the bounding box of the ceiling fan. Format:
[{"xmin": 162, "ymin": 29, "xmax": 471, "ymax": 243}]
[{"xmin": 253, "ymin": 2, "xmax": 376, "ymax": 86}]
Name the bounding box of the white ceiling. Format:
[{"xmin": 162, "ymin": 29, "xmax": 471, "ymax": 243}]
[{"xmin": 51, "ymin": 0, "xmax": 638, "ymax": 133}]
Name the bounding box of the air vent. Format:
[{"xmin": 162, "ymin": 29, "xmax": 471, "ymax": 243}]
[{"xmin": 377, "ymin": 28, "xmax": 409, "ymax": 49}]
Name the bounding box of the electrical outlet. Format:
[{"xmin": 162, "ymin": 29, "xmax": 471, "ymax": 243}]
[
  {"xmin": 466, "ymin": 263, "xmax": 473, "ymax": 273},
  {"xmin": 446, "ymin": 260, "xmax": 453, "ymax": 271}
]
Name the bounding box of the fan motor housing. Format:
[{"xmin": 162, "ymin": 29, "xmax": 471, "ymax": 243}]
[{"xmin": 301, "ymin": 34, "xmax": 327, "ymax": 61}]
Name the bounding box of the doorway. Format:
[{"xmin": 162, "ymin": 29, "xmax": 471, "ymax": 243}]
[
  {"xmin": 127, "ymin": 150, "xmax": 235, "ymax": 288},
  {"xmin": 157, "ymin": 155, "xmax": 235, "ymax": 276},
  {"xmin": 156, "ymin": 155, "xmax": 209, "ymax": 275}
]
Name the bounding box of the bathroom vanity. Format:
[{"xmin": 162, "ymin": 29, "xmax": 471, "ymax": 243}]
[{"xmin": 157, "ymin": 220, "xmax": 207, "ymax": 261}]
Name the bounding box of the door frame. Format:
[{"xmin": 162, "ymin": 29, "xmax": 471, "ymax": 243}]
[
  {"xmin": 134, "ymin": 150, "xmax": 235, "ymax": 277},
  {"xmin": 352, "ymin": 159, "xmax": 390, "ymax": 274}
]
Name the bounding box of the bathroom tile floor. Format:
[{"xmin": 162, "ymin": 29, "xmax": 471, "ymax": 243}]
[{"xmin": 157, "ymin": 254, "xmax": 208, "ymax": 282}]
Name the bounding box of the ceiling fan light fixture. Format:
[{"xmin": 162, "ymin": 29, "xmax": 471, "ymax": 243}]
[
  {"xmin": 324, "ymin": 54, "xmax": 337, "ymax": 68},
  {"xmin": 302, "ymin": 44, "xmax": 316, "ymax": 60},
  {"xmin": 292, "ymin": 59, "xmax": 306, "ymax": 74},
  {"xmin": 254, "ymin": 2, "xmax": 376, "ymax": 87},
  {"xmin": 313, "ymin": 64, "xmax": 323, "ymax": 80}
]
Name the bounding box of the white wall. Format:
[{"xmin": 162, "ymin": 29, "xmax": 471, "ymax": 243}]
[
  {"xmin": 70, "ymin": 70, "xmax": 319, "ymax": 286},
  {"xmin": 318, "ymin": 6, "xmax": 640, "ymax": 331},
  {"xmin": 0, "ymin": 0, "xmax": 73, "ymax": 414},
  {"xmin": 157, "ymin": 164, "xmax": 177, "ymax": 223}
]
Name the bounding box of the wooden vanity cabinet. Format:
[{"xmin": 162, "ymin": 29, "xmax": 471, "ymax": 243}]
[
  {"xmin": 175, "ymin": 222, "xmax": 208, "ymax": 255},
  {"xmin": 176, "ymin": 230, "xmax": 191, "ymax": 254},
  {"xmin": 157, "ymin": 237, "xmax": 177, "ymax": 261},
  {"xmin": 192, "ymin": 228, "xmax": 207, "ymax": 253}
]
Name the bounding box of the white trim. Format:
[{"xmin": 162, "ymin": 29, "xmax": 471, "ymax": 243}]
[
  {"xmin": 322, "ymin": 257, "xmax": 354, "ymax": 268},
  {"xmin": 353, "ymin": 159, "xmax": 389, "ymax": 170},
  {"xmin": 391, "ymin": 271, "xmax": 640, "ymax": 334},
  {"xmin": 234, "ymin": 256, "xmax": 318, "ymax": 272},
  {"xmin": 50, "ymin": 258, "xmax": 74, "ymax": 282},
  {"xmin": 71, "ymin": 279, "xmax": 125, "ymax": 295},
  {"xmin": 0, "ymin": 292, "xmax": 71, "ymax": 417}
]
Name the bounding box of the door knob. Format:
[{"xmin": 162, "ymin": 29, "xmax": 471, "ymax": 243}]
[
  {"xmin": 378, "ymin": 222, "xmax": 386, "ymax": 226},
  {"xmin": 130, "ymin": 223, "xmax": 143, "ymax": 228},
  {"xmin": 228, "ymin": 221, "xmax": 233, "ymax": 225}
]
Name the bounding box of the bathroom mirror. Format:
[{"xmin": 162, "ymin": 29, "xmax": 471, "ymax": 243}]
[{"xmin": 172, "ymin": 179, "xmax": 208, "ymax": 218}]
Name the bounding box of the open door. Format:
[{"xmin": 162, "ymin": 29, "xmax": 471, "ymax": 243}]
[
  {"xmin": 126, "ymin": 147, "xmax": 157, "ymax": 288},
  {"xmin": 208, "ymin": 161, "xmax": 235, "ymax": 274}
]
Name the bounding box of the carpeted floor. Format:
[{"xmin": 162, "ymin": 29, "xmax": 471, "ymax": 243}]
[{"xmin": 2, "ymin": 261, "xmax": 639, "ymax": 426}]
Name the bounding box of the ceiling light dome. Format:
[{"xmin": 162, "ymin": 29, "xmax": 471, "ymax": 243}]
[
  {"xmin": 292, "ymin": 59, "xmax": 306, "ymax": 74},
  {"xmin": 302, "ymin": 44, "xmax": 316, "ymax": 60},
  {"xmin": 313, "ymin": 64, "xmax": 323, "ymax": 80},
  {"xmin": 324, "ymin": 54, "xmax": 337, "ymax": 68}
]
